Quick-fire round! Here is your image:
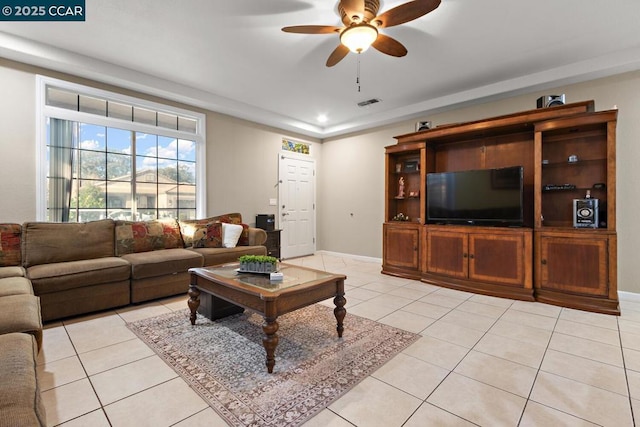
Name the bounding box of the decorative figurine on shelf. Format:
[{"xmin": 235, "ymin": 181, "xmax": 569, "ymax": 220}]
[
  {"xmin": 397, "ymin": 177, "xmax": 405, "ymax": 198},
  {"xmin": 392, "ymin": 213, "xmax": 410, "ymax": 221}
]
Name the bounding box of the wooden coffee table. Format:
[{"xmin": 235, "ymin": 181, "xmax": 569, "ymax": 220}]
[{"xmin": 188, "ymin": 263, "xmax": 347, "ymax": 373}]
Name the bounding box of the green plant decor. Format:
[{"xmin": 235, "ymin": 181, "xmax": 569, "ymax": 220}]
[
  {"xmin": 238, "ymin": 255, "xmax": 278, "ymax": 264},
  {"xmin": 238, "ymin": 255, "xmax": 278, "ymax": 273}
]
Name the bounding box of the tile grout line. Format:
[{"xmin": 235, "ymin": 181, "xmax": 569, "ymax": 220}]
[
  {"xmin": 413, "ymin": 300, "xmax": 513, "ymax": 425},
  {"xmin": 515, "ymin": 306, "xmax": 561, "ymax": 426},
  {"xmin": 60, "ymin": 319, "xmax": 114, "ymax": 426},
  {"xmin": 618, "ymin": 314, "xmax": 637, "ymax": 427}
]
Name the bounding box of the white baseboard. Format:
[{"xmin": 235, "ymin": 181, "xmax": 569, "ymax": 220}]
[
  {"xmin": 311, "ymin": 252, "xmax": 640, "ymax": 303},
  {"xmin": 315, "ymin": 250, "xmax": 382, "ymax": 265},
  {"xmin": 619, "ymin": 291, "xmax": 640, "ymax": 302}
]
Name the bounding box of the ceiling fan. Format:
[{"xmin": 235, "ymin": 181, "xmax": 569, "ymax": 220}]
[{"xmin": 282, "ymin": 0, "xmax": 441, "ymax": 67}]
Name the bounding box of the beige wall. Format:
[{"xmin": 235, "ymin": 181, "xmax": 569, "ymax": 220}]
[
  {"xmin": 203, "ymin": 114, "xmax": 320, "ymax": 222},
  {"xmin": 320, "ymin": 70, "xmax": 640, "ymax": 293},
  {"xmin": 0, "ymin": 62, "xmax": 37, "ymax": 222},
  {"xmin": 0, "ymin": 58, "xmax": 320, "ymax": 226},
  {"xmin": 1, "ymin": 57, "xmax": 638, "ymax": 293}
]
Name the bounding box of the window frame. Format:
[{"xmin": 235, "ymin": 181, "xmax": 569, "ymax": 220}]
[{"xmin": 36, "ymin": 75, "xmax": 207, "ymax": 221}]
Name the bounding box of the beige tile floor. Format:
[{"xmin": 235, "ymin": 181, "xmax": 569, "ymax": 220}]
[{"xmin": 38, "ymin": 253, "xmax": 640, "ymax": 426}]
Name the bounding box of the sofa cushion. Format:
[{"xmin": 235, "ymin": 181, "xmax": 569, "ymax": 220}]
[
  {"xmin": 0, "ymin": 276, "xmax": 33, "ymax": 297},
  {"xmin": 179, "ymin": 213, "xmax": 243, "ymax": 247},
  {"xmin": 27, "ymin": 257, "xmax": 131, "ymax": 294},
  {"xmin": 0, "ymin": 294, "xmax": 43, "ymax": 351},
  {"xmin": 0, "ymin": 223, "xmax": 22, "ymax": 267},
  {"xmin": 38, "ymin": 280, "xmax": 130, "ymax": 322},
  {"xmin": 0, "ymin": 333, "xmax": 46, "ymax": 427},
  {"xmin": 120, "ymin": 248, "xmax": 203, "ymax": 279},
  {"xmin": 189, "ymin": 245, "xmax": 267, "ymax": 267},
  {"xmin": 22, "ymin": 220, "xmax": 115, "ymax": 267},
  {"xmin": 0, "ymin": 266, "xmax": 26, "ymax": 279},
  {"xmin": 130, "ymin": 271, "xmax": 191, "ymax": 303},
  {"xmin": 115, "ymin": 219, "xmax": 184, "ymax": 255}
]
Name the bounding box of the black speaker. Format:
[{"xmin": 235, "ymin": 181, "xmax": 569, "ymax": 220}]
[
  {"xmin": 256, "ymin": 214, "xmax": 275, "ymax": 231},
  {"xmin": 598, "ymin": 201, "xmax": 607, "ymax": 228},
  {"xmin": 573, "ymin": 199, "xmax": 599, "ymax": 228},
  {"xmin": 537, "ymin": 94, "xmax": 565, "ymax": 108},
  {"xmin": 416, "ymin": 121, "xmax": 432, "ymax": 132}
]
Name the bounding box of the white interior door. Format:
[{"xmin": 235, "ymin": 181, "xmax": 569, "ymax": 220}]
[{"xmin": 278, "ymin": 153, "xmax": 315, "ymax": 259}]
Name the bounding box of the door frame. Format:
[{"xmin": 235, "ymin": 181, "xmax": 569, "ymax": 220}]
[{"xmin": 278, "ymin": 151, "xmax": 317, "ymax": 259}]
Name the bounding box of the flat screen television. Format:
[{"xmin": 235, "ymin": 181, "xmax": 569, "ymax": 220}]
[{"xmin": 426, "ymin": 166, "xmax": 524, "ymax": 226}]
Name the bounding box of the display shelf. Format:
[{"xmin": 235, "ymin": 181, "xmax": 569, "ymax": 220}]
[
  {"xmin": 542, "ymin": 158, "xmax": 606, "ymax": 168},
  {"xmin": 384, "ymin": 142, "xmax": 426, "ymax": 225},
  {"xmin": 535, "ymin": 110, "xmax": 616, "ymax": 231},
  {"xmin": 382, "ymin": 101, "xmax": 618, "ymax": 314},
  {"xmin": 534, "ymin": 109, "xmax": 618, "ymax": 314}
]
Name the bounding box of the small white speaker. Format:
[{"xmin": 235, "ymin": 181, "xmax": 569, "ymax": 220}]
[{"xmin": 416, "ymin": 121, "xmax": 432, "ymax": 132}]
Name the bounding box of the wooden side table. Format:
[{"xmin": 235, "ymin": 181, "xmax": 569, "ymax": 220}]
[{"xmin": 265, "ymin": 229, "xmax": 281, "ymax": 259}]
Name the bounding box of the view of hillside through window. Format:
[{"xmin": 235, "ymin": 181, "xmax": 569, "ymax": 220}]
[{"xmin": 47, "ymin": 120, "xmax": 197, "ymax": 222}]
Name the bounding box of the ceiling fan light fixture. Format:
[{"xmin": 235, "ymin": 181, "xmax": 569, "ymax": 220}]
[{"xmin": 340, "ymin": 23, "xmax": 378, "ymax": 53}]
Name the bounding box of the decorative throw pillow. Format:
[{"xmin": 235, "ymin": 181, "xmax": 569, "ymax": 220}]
[
  {"xmin": 237, "ymin": 223, "xmax": 250, "ymax": 246},
  {"xmin": 115, "ymin": 219, "xmax": 183, "ymax": 255},
  {"xmin": 178, "ymin": 220, "xmax": 205, "ymax": 248},
  {"xmin": 192, "ymin": 222, "xmax": 223, "ymax": 248},
  {"xmin": 179, "ymin": 213, "xmax": 243, "ymax": 247},
  {"xmin": 214, "ymin": 213, "xmax": 243, "ymax": 225},
  {"xmin": 222, "ymin": 223, "xmax": 244, "ymax": 248},
  {"xmin": 0, "ymin": 224, "xmax": 21, "ymax": 267}
]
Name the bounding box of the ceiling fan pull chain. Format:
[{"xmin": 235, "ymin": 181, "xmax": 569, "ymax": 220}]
[{"xmin": 356, "ymin": 54, "xmax": 361, "ymax": 92}]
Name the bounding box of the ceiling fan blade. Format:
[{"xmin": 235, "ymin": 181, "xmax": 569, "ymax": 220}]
[
  {"xmin": 281, "ymin": 25, "xmax": 341, "ymax": 34},
  {"xmin": 371, "ymin": 34, "xmax": 408, "ymax": 57},
  {"xmin": 340, "ymin": 0, "xmax": 365, "ymax": 21},
  {"xmin": 374, "ymin": 0, "xmax": 441, "ymax": 28},
  {"xmin": 326, "ymin": 44, "xmax": 350, "ymax": 67}
]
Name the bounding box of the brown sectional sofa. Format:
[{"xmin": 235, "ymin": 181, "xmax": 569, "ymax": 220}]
[
  {"xmin": 0, "ymin": 333, "xmax": 46, "ymax": 427},
  {"xmin": 0, "ymin": 214, "xmax": 266, "ymax": 425},
  {"xmin": 0, "ymin": 224, "xmax": 45, "ymax": 426},
  {"xmin": 23, "ymin": 219, "xmax": 133, "ymax": 321},
  {"xmin": 19, "ymin": 213, "xmax": 267, "ymax": 321}
]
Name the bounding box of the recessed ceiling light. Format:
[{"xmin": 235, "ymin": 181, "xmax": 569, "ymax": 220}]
[{"xmin": 317, "ymin": 114, "xmax": 328, "ymax": 123}]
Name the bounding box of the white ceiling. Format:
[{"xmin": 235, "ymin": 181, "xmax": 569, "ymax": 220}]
[{"xmin": 1, "ymin": 0, "xmax": 640, "ymax": 138}]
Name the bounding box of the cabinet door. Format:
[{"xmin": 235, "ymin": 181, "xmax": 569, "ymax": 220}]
[
  {"xmin": 426, "ymin": 230, "xmax": 467, "ymax": 279},
  {"xmin": 538, "ymin": 234, "xmax": 609, "ymax": 297},
  {"xmin": 469, "ymin": 233, "xmax": 526, "ymax": 287},
  {"xmin": 383, "ymin": 224, "xmax": 420, "ymax": 270}
]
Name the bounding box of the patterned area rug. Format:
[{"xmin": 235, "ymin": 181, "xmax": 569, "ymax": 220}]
[{"xmin": 127, "ymin": 304, "xmax": 419, "ymax": 427}]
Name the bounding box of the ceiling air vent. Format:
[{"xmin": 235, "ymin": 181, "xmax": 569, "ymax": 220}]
[{"xmin": 357, "ymin": 98, "xmax": 381, "ymax": 107}]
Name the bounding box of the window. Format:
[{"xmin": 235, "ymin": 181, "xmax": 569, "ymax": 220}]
[{"xmin": 37, "ymin": 76, "xmax": 206, "ymax": 222}]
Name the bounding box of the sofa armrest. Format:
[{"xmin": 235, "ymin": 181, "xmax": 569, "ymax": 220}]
[{"xmin": 248, "ymin": 227, "xmax": 267, "ymax": 246}]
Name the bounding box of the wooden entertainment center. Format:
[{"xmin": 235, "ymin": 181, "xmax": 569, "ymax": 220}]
[{"xmin": 383, "ymin": 101, "xmax": 619, "ymax": 314}]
